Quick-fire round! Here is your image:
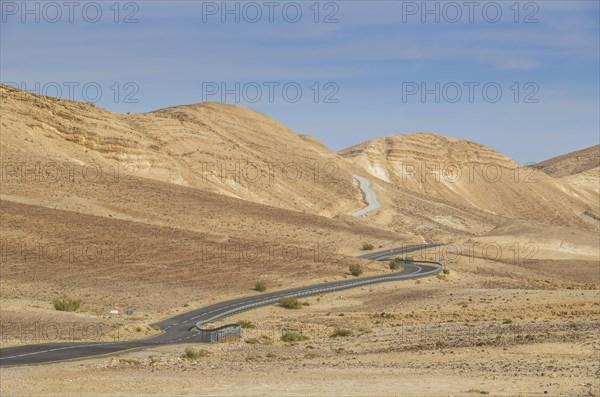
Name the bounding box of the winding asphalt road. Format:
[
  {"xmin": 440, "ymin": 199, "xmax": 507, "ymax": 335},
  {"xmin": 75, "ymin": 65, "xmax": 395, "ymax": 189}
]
[
  {"xmin": 352, "ymin": 175, "xmax": 381, "ymax": 217},
  {"xmin": 0, "ymin": 178, "xmax": 442, "ymax": 367},
  {"xmin": 0, "ymin": 245, "xmax": 441, "ymax": 367}
]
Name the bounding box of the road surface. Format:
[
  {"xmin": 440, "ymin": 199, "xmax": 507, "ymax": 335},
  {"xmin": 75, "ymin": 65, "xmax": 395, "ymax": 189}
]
[
  {"xmin": 352, "ymin": 174, "xmax": 381, "ymax": 217},
  {"xmin": 0, "ymin": 245, "xmax": 441, "ymax": 367}
]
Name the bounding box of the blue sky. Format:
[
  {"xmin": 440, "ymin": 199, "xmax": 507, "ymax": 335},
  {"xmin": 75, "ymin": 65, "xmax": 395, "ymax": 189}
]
[{"xmin": 1, "ymin": 0, "xmax": 598, "ymax": 163}]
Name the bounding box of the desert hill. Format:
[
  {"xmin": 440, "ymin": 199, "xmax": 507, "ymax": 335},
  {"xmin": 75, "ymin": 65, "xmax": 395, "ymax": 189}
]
[
  {"xmin": 0, "ymin": 85, "xmax": 362, "ymax": 216},
  {"xmin": 533, "ymin": 144, "xmax": 599, "ymax": 178},
  {"xmin": 339, "ymin": 133, "xmax": 598, "ymax": 230},
  {"xmin": 1, "ymin": 85, "xmax": 423, "ymax": 324},
  {"xmin": 0, "ymin": 171, "xmax": 411, "ymax": 318},
  {"xmin": 3, "ymin": 85, "xmax": 597, "ymax": 242},
  {"xmin": 532, "ymin": 145, "xmax": 599, "ymax": 213}
]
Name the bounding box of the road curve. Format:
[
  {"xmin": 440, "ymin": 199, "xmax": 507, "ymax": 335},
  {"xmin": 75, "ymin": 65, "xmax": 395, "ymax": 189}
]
[
  {"xmin": 0, "ymin": 245, "xmax": 442, "ymax": 367},
  {"xmin": 352, "ymin": 174, "xmax": 381, "ymax": 217}
]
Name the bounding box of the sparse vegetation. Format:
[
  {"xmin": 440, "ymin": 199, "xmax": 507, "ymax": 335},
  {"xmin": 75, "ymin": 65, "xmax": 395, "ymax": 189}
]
[
  {"xmin": 52, "ymin": 297, "xmax": 81, "ymax": 312},
  {"xmin": 281, "ymin": 331, "xmax": 309, "ymax": 342},
  {"xmin": 259, "ymin": 335, "xmax": 273, "ymax": 344},
  {"xmin": 502, "ymin": 319, "xmax": 513, "ymax": 324},
  {"xmin": 118, "ymin": 358, "xmax": 141, "ymax": 365},
  {"xmin": 182, "ymin": 347, "xmax": 210, "ymax": 360},
  {"xmin": 435, "ymin": 340, "xmax": 448, "ymax": 348},
  {"xmin": 278, "ymin": 297, "xmax": 303, "ymax": 309},
  {"xmin": 148, "ymin": 355, "xmax": 161, "ymax": 364},
  {"xmin": 349, "ymin": 264, "xmax": 363, "ymax": 276},
  {"xmin": 245, "ymin": 335, "xmax": 272, "ymax": 345},
  {"xmin": 467, "ymin": 390, "xmax": 489, "ymax": 395},
  {"xmin": 396, "ymin": 256, "xmax": 414, "ymax": 262},
  {"xmin": 361, "ymin": 242, "xmax": 374, "ymax": 250},
  {"xmin": 254, "ymin": 281, "xmax": 267, "ymax": 292},
  {"xmin": 239, "ymin": 320, "xmax": 256, "ymax": 329},
  {"xmin": 389, "ymin": 258, "xmax": 403, "ymax": 270},
  {"xmin": 330, "ymin": 328, "xmax": 353, "ymax": 337},
  {"xmin": 442, "ymin": 268, "xmax": 450, "ymax": 275}
]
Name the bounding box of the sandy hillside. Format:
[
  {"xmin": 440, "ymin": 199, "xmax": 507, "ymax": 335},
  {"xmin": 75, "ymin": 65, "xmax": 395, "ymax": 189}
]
[
  {"xmin": 339, "ymin": 134, "xmax": 598, "ymax": 230},
  {"xmin": 6, "ymin": 85, "xmax": 596, "ymax": 244},
  {"xmin": 0, "ymin": 85, "xmax": 362, "ymax": 216},
  {"xmin": 0, "ymin": 167, "xmax": 420, "ymax": 341},
  {"xmin": 532, "ymin": 145, "xmax": 599, "ymax": 215},
  {"xmin": 558, "ymin": 167, "xmax": 600, "ymax": 213},
  {"xmin": 533, "ymin": 144, "xmax": 599, "ymax": 178},
  {"xmin": 1, "ymin": 86, "xmax": 428, "ymax": 343}
]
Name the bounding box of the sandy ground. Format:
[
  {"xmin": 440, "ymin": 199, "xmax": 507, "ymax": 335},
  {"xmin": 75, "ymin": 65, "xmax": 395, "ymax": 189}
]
[
  {"xmin": 1, "ymin": 86, "xmax": 598, "ymax": 396},
  {"xmin": 2, "ymin": 256, "xmax": 598, "ymax": 396},
  {"xmin": 2, "ymin": 342, "xmax": 597, "ymax": 397}
]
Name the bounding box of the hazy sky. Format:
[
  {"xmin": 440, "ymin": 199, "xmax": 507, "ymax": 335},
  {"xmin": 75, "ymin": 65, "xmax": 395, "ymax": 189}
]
[{"xmin": 2, "ymin": 1, "xmax": 598, "ymax": 163}]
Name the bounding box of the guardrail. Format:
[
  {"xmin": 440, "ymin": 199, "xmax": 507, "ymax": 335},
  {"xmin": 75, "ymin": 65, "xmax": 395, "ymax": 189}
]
[{"xmin": 195, "ymin": 260, "xmax": 444, "ymax": 342}]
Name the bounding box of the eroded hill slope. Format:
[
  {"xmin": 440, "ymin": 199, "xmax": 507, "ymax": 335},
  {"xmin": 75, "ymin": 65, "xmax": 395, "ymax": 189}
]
[
  {"xmin": 339, "ymin": 134, "xmax": 598, "ymax": 230},
  {"xmin": 0, "ymin": 85, "xmax": 361, "ymax": 216}
]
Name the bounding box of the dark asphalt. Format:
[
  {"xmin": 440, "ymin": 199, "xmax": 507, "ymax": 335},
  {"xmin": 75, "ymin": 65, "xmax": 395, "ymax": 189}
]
[{"xmin": 0, "ymin": 244, "xmax": 442, "ymax": 367}]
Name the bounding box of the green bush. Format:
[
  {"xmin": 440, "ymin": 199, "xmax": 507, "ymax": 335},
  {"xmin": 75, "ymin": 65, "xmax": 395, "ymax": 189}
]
[
  {"xmin": 255, "ymin": 281, "xmax": 267, "ymax": 292},
  {"xmin": 442, "ymin": 268, "xmax": 450, "ymax": 275},
  {"xmin": 330, "ymin": 328, "xmax": 353, "ymax": 338},
  {"xmin": 349, "ymin": 264, "xmax": 363, "ymax": 276},
  {"xmin": 278, "ymin": 297, "xmax": 302, "ymax": 309},
  {"xmin": 182, "ymin": 347, "xmax": 210, "ymax": 360},
  {"xmin": 361, "ymin": 242, "xmax": 375, "ymax": 251},
  {"xmin": 53, "ymin": 297, "xmax": 81, "ymax": 312},
  {"xmin": 281, "ymin": 331, "xmax": 309, "ymax": 342}
]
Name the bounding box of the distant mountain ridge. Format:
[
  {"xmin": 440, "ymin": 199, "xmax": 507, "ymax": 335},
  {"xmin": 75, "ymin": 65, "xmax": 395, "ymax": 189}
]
[{"xmin": 533, "ymin": 145, "xmax": 599, "ymax": 178}]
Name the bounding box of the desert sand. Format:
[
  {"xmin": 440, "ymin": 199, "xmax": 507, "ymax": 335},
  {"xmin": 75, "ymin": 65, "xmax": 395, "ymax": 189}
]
[{"xmin": 0, "ymin": 86, "xmax": 598, "ymax": 396}]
